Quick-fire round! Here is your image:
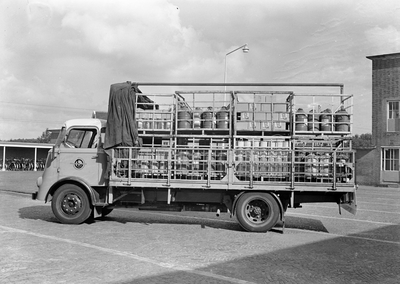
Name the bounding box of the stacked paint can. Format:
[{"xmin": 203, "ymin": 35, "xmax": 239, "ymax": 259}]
[
  {"xmin": 294, "ymin": 151, "xmax": 306, "ymax": 181},
  {"xmin": 308, "ymin": 110, "xmax": 319, "ymax": 131},
  {"xmin": 178, "ymin": 104, "xmax": 192, "ymax": 129},
  {"xmin": 319, "ymin": 153, "xmax": 331, "ymax": 178},
  {"xmin": 156, "ymin": 150, "xmax": 168, "ymax": 178},
  {"xmin": 335, "ymin": 106, "xmax": 350, "ymax": 132},
  {"xmin": 295, "ymin": 108, "xmax": 308, "ymax": 131},
  {"xmin": 295, "ymin": 106, "xmax": 350, "ymax": 133},
  {"xmin": 216, "ymin": 106, "xmax": 229, "ymax": 129},
  {"xmin": 193, "ymin": 107, "xmax": 202, "ymax": 129},
  {"xmin": 305, "ymin": 153, "xmax": 318, "ymax": 180},
  {"xmin": 235, "ymin": 139, "xmax": 250, "ymax": 180},
  {"xmin": 201, "ymin": 107, "xmax": 214, "ymax": 129},
  {"xmin": 192, "ymin": 150, "xmax": 202, "ymax": 179},
  {"xmin": 320, "ymin": 109, "xmax": 332, "ymax": 131},
  {"xmin": 176, "ymin": 150, "xmax": 190, "ymax": 178},
  {"xmin": 215, "ymin": 150, "xmax": 227, "ymax": 179},
  {"xmin": 259, "ymin": 141, "xmax": 270, "ymax": 179}
]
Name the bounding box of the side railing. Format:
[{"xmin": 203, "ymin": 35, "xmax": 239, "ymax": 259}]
[{"xmin": 110, "ymin": 140, "xmax": 355, "ymax": 189}]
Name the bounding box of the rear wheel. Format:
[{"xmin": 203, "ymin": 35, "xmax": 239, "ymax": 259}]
[
  {"xmin": 236, "ymin": 192, "xmax": 280, "ymax": 232},
  {"xmin": 52, "ymin": 184, "xmax": 92, "ymax": 224}
]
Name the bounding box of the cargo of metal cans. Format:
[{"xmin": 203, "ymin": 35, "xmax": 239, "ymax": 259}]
[
  {"xmin": 111, "ymin": 90, "xmax": 354, "ymax": 186},
  {"xmin": 292, "ymin": 93, "xmax": 352, "ymax": 134}
]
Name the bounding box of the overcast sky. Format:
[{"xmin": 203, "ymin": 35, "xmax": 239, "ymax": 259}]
[{"xmin": 1, "ymin": 0, "xmax": 399, "ymax": 140}]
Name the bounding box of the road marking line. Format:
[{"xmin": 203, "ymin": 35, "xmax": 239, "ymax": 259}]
[
  {"xmin": 286, "ymin": 212, "xmax": 397, "ymax": 225},
  {"xmin": 302, "ymin": 204, "xmax": 400, "ymax": 215},
  {"xmin": 349, "ymin": 208, "xmax": 400, "ymax": 214},
  {"xmin": 286, "ymin": 228, "xmax": 400, "ymax": 245},
  {"xmin": 0, "ymin": 225, "xmax": 254, "ymax": 284},
  {"xmin": 357, "ymin": 201, "xmax": 400, "ymax": 207},
  {"xmin": 357, "ymin": 191, "xmax": 400, "ymax": 196},
  {"xmin": 358, "ymin": 197, "xmax": 400, "ymax": 202}
]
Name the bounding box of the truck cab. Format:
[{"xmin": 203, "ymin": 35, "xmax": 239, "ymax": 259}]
[{"xmin": 34, "ymin": 118, "xmax": 108, "ymax": 223}]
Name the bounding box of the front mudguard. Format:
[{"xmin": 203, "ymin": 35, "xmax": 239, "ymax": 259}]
[{"xmin": 45, "ymin": 176, "xmax": 102, "ymax": 206}]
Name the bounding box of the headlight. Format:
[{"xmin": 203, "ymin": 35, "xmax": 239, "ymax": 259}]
[{"xmin": 36, "ymin": 176, "xmax": 42, "ymax": 187}]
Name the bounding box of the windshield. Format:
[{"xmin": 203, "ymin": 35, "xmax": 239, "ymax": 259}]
[
  {"xmin": 64, "ymin": 128, "xmax": 98, "ymax": 148},
  {"xmin": 55, "ymin": 127, "xmax": 66, "ymax": 147}
]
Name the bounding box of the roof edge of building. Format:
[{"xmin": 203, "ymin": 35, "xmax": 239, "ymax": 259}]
[{"xmin": 366, "ymin": 52, "xmax": 400, "ymax": 60}]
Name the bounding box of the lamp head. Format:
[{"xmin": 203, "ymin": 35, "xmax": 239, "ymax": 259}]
[{"xmin": 242, "ymin": 44, "xmax": 249, "ymax": 53}]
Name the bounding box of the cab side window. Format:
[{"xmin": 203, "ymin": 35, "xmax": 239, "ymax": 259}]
[{"xmin": 65, "ymin": 129, "xmax": 97, "ymax": 148}]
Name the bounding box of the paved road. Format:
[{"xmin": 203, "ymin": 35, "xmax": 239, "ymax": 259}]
[{"xmin": 0, "ymin": 172, "xmax": 399, "ymax": 283}]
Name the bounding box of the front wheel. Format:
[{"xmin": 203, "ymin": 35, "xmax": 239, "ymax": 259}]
[
  {"xmin": 236, "ymin": 192, "xmax": 280, "ymax": 232},
  {"xmin": 52, "ymin": 184, "xmax": 92, "ymax": 224}
]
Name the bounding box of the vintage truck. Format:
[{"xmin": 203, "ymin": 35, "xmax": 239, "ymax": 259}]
[{"xmin": 32, "ymin": 82, "xmax": 357, "ymax": 232}]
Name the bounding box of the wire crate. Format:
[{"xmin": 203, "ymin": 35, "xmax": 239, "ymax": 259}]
[
  {"xmin": 111, "ymin": 142, "xmax": 230, "ymax": 185},
  {"xmin": 291, "ymin": 93, "xmax": 353, "ymax": 136},
  {"xmin": 233, "ymin": 91, "xmax": 292, "ymax": 135},
  {"xmin": 293, "ymin": 139, "xmax": 355, "ymax": 184},
  {"xmin": 233, "ymin": 137, "xmax": 291, "ymax": 183},
  {"xmin": 174, "ymin": 91, "xmax": 233, "ymax": 133},
  {"xmin": 135, "ymin": 93, "xmax": 175, "ymax": 134}
]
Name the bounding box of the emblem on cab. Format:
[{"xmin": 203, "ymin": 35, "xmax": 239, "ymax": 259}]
[{"xmin": 73, "ymin": 158, "xmax": 85, "ymax": 170}]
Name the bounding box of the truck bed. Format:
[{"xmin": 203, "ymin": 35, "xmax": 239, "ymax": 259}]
[{"xmin": 109, "ymin": 87, "xmax": 355, "ymax": 194}]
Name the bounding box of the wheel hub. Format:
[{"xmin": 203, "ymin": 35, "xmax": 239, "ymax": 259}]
[
  {"xmin": 250, "ymin": 205, "xmax": 262, "ymax": 217},
  {"xmin": 61, "ymin": 193, "xmax": 82, "ymax": 215},
  {"xmin": 246, "ymin": 201, "xmax": 269, "ymax": 223}
]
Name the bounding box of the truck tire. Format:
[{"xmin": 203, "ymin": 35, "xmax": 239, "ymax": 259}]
[
  {"xmin": 236, "ymin": 192, "xmax": 280, "ymax": 232},
  {"xmin": 52, "ymin": 184, "xmax": 92, "ymax": 224}
]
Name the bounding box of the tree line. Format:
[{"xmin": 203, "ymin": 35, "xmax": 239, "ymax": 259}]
[
  {"xmin": 351, "ymin": 133, "xmax": 373, "ymax": 148},
  {"xmin": 5, "ymin": 129, "xmax": 52, "ymax": 143}
]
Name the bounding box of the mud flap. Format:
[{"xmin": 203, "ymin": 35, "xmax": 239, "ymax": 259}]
[
  {"xmin": 93, "ymin": 206, "xmax": 102, "ymax": 218},
  {"xmin": 273, "ymin": 219, "xmax": 285, "ymax": 234},
  {"xmin": 339, "ymin": 191, "xmax": 357, "ymax": 215}
]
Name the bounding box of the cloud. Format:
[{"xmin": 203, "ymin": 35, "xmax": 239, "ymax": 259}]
[
  {"xmin": 365, "ymin": 25, "xmax": 400, "ymax": 54},
  {"xmin": 27, "ymin": 1, "xmax": 53, "ymax": 26},
  {"xmin": 1, "ymin": 0, "xmax": 400, "ymax": 138},
  {"xmin": 2, "ymin": 0, "xmax": 218, "ymax": 80},
  {"xmin": 0, "ymin": 0, "xmax": 223, "ymax": 139},
  {"xmin": 55, "ymin": 0, "xmax": 217, "ymax": 77}
]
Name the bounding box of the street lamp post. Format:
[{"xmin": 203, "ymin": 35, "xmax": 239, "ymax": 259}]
[{"xmin": 224, "ymin": 44, "xmax": 249, "ymax": 92}]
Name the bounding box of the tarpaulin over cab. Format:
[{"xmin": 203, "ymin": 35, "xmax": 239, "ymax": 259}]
[{"xmin": 104, "ymin": 82, "xmax": 141, "ymax": 149}]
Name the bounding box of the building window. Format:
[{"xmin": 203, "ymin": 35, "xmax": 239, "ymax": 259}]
[
  {"xmin": 387, "ymin": 101, "xmax": 400, "ymax": 132},
  {"xmin": 382, "ymin": 148, "xmax": 399, "ymax": 171}
]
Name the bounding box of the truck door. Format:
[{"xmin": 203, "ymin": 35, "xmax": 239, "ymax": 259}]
[{"xmin": 59, "ymin": 127, "xmax": 106, "ymax": 186}]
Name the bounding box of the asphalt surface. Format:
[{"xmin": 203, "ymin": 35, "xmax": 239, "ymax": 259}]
[{"xmin": 0, "ymin": 171, "xmax": 399, "ymax": 283}]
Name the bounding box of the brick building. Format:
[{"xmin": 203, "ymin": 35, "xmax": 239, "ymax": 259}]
[{"xmin": 358, "ymin": 52, "xmax": 400, "ymax": 185}]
